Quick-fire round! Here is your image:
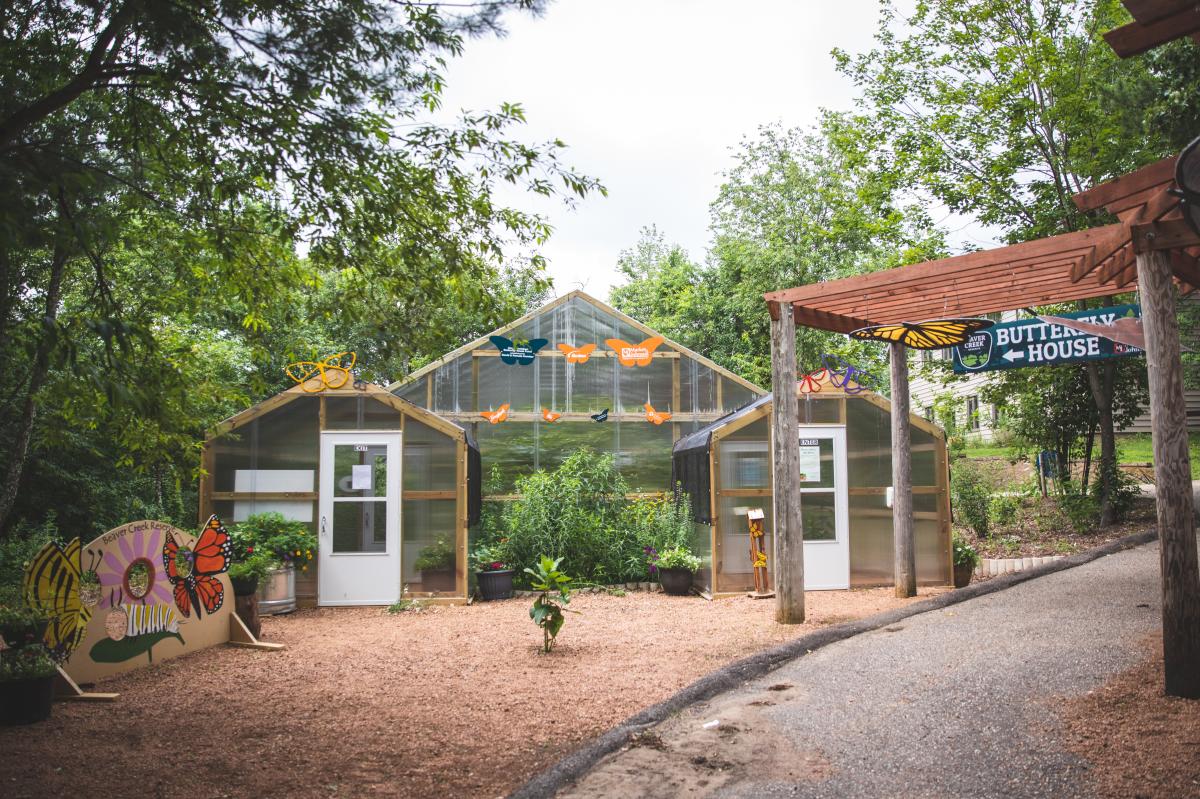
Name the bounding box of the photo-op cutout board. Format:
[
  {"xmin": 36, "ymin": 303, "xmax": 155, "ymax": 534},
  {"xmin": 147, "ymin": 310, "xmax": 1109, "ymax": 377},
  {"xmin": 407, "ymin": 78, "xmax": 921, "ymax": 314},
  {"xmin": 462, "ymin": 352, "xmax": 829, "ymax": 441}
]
[{"xmin": 31, "ymin": 518, "xmax": 235, "ymax": 685}]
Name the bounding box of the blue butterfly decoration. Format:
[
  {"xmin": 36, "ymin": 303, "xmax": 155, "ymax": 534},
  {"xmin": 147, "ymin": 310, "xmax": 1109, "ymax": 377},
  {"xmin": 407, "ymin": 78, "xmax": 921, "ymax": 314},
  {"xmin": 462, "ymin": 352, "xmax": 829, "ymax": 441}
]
[
  {"xmin": 591, "ymin": 408, "xmax": 609, "ymax": 423},
  {"xmin": 489, "ymin": 336, "xmax": 549, "ymax": 366}
]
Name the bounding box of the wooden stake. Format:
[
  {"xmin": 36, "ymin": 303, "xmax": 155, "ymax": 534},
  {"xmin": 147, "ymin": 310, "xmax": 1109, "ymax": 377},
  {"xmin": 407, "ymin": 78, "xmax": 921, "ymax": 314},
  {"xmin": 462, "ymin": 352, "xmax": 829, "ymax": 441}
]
[
  {"xmin": 770, "ymin": 302, "xmax": 804, "ymax": 622},
  {"xmin": 890, "ymin": 341, "xmax": 917, "ymax": 598},
  {"xmin": 1137, "ymin": 247, "xmax": 1200, "ymax": 698}
]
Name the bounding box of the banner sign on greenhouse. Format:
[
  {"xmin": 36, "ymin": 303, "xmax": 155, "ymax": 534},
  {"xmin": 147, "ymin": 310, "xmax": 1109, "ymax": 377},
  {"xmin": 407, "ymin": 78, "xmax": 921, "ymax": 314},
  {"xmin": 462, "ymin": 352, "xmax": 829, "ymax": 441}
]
[{"xmin": 952, "ymin": 304, "xmax": 1142, "ymax": 374}]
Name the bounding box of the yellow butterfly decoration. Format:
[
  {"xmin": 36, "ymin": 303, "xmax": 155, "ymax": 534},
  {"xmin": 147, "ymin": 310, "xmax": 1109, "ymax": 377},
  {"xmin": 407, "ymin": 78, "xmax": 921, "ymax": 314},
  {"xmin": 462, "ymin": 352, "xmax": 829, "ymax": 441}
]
[
  {"xmin": 752, "ymin": 551, "xmax": 768, "ymax": 569},
  {"xmin": 285, "ymin": 352, "xmax": 357, "ymax": 392},
  {"xmin": 23, "ymin": 538, "xmax": 92, "ymax": 664},
  {"xmin": 848, "ymin": 319, "xmax": 994, "ymax": 350}
]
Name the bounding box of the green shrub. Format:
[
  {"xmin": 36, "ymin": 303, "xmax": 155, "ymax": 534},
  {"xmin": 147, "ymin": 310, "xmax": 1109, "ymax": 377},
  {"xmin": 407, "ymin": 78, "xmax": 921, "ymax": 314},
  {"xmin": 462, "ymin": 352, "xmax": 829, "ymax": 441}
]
[
  {"xmin": 1058, "ymin": 492, "xmax": 1100, "ymax": 534},
  {"xmin": 525, "ymin": 555, "xmax": 574, "ymax": 653},
  {"xmin": 951, "ymin": 462, "xmax": 992, "ymax": 537},
  {"xmin": 413, "ymin": 537, "xmax": 455, "ymax": 571},
  {"xmin": 987, "ymin": 495, "xmax": 1020, "ymax": 529},
  {"xmin": 228, "ymin": 512, "xmax": 317, "ymax": 573},
  {"xmin": 0, "ymin": 515, "xmax": 59, "ymax": 593},
  {"xmin": 951, "ymin": 532, "xmax": 980, "ymax": 569}
]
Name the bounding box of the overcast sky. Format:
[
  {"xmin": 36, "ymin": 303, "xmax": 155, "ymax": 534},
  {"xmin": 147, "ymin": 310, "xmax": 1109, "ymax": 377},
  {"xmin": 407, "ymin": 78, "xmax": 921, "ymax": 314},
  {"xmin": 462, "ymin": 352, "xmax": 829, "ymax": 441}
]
[{"xmin": 437, "ymin": 0, "xmax": 978, "ymax": 303}]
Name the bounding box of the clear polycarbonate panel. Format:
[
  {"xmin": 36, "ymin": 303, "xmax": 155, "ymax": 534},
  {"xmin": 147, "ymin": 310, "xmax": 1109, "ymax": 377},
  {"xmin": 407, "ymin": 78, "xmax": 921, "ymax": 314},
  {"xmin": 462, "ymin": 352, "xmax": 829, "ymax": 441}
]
[
  {"xmin": 911, "ymin": 424, "xmax": 938, "ymax": 486},
  {"xmin": 715, "ymin": 496, "xmax": 773, "ymax": 593},
  {"xmin": 914, "ymin": 492, "xmax": 950, "ymax": 584},
  {"xmin": 848, "ymin": 491, "xmax": 949, "ymax": 586},
  {"xmin": 431, "ymin": 358, "xmax": 472, "ymax": 414},
  {"xmin": 537, "ymin": 352, "xmax": 569, "ymax": 415},
  {"xmin": 614, "ymin": 420, "xmax": 675, "ymax": 492},
  {"xmin": 570, "ymin": 356, "xmax": 616, "ymax": 416},
  {"xmin": 214, "ymin": 397, "xmax": 319, "ymax": 493},
  {"xmin": 694, "ymin": 365, "xmax": 718, "ymax": 414},
  {"xmin": 402, "ymin": 499, "xmax": 460, "ymax": 593},
  {"xmin": 403, "ymin": 419, "xmax": 458, "ymax": 491},
  {"xmin": 395, "ymin": 377, "xmax": 428, "ymax": 408},
  {"xmin": 718, "ymin": 437, "xmax": 770, "ymax": 492},
  {"xmin": 475, "ymin": 421, "xmax": 537, "ymax": 494},
  {"xmin": 846, "ymin": 397, "xmax": 892, "ymax": 488},
  {"xmin": 800, "ymin": 491, "xmax": 836, "ymax": 540},
  {"xmin": 722, "ymin": 378, "xmax": 758, "ymax": 411},
  {"xmin": 324, "ymin": 395, "xmax": 402, "ymax": 430},
  {"xmin": 535, "ymin": 420, "xmax": 615, "ymax": 475},
  {"xmin": 476, "ymin": 355, "xmax": 537, "ymax": 413},
  {"xmin": 618, "ymin": 357, "xmax": 674, "ymax": 416},
  {"xmin": 691, "ymin": 522, "xmax": 713, "ymax": 594},
  {"xmin": 798, "ymin": 395, "xmax": 843, "ymax": 424},
  {"xmin": 332, "ymin": 500, "xmax": 387, "ymax": 553},
  {"xmin": 332, "ymin": 443, "xmax": 387, "ymax": 498}
]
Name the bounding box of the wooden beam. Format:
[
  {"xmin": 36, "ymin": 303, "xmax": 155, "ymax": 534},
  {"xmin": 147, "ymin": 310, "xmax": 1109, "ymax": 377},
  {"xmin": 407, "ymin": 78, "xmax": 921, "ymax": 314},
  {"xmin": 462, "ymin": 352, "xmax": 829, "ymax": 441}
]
[
  {"xmin": 1073, "ymin": 156, "xmax": 1177, "ymax": 212},
  {"xmin": 792, "ymin": 305, "xmax": 873, "ymax": 334},
  {"xmin": 770, "ymin": 301, "xmax": 804, "ymax": 623},
  {"xmin": 1131, "ymin": 218, "xmax": 1200, "ymax": 254},
  {"xmin": 889, "ymin": 342, "xmax": 916, "ymax": 598},
  {"xmin": 1171, "ymin": 250, "xmax": 1200, "ymax": 288},
  {"xmin": 1104, "ymin": 6, "xmax": 1200, "ymax": 57},
  {"xmin": 1136, "ymin": 246, "xmax": 1200, "ymax": 698},
  {"xmin": 1123, "ymin": 0, "xmax": 1195, "ymax": 25},
  {"xmin": 1098, "ymin": 243, "xmax": 1134, "ymax": 284}
]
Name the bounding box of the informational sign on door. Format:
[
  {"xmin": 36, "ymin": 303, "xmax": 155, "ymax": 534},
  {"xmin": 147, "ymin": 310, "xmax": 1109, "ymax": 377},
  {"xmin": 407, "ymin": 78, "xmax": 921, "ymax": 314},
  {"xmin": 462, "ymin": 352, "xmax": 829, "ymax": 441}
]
[
  {"xmin": 798, "ymin": 438, "xmax": 822, "ymax": 482},
  {"xmin": 351, "ymin": 464, "xmax": 372, "ymax": 490}
]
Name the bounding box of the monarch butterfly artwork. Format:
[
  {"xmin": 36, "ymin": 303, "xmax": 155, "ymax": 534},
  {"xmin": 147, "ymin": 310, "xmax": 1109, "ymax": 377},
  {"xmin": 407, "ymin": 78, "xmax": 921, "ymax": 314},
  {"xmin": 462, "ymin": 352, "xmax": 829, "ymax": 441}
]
[
  {"xmin": 848, "ymin": 318, "xmax": 994, "ymax": 350},
  {"xmin": 556, "ymin": 343, "xmax": 596, "ymax": 364},
  {"xmin": 604, "ymin": 336, "xmax": 664, "ymax": 367},
  {"xmin": 591, "ymin": 408, "xmax": 609, "ymax": 423},
  {"xmin": 643, "ymin": 403, "xmax": 672, "ymax": 425},
  {"xmin": 489, "ymin": 336, "xmax": 549, "ymax": 366},
  {"xmin": 22, "ymin": 538, "xmax": 92, "ymax": 664},
  {"xmin": 481, "ymin": 404, "xmax": 510, "ymax": 424},
  {"xmin": 163, "ymin": 516, "xmax": 231, "ymax": 619},
  {"xmin": 285, "ymin": 352, "xmax": 357, "ymax": 392},
  {"xmin": 541, "ymin": 407, "xmax": 562, "ymax": 423}
]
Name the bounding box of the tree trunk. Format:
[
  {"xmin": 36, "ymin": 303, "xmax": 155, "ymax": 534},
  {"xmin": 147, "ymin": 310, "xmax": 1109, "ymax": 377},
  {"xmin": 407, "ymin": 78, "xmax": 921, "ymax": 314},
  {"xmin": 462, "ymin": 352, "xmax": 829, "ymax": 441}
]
[
  {"xmin": 1137, "ymin": 247, "xmax": 1200, "ymax": 699},
  {"xmin": 1082, "ymin": 419, "xmax": 1096, "ymax": 494},
  {"xmin": 0, "ymin": 246, "xmax": 67, "ymax": 536},
  {"xmin": 890, "ymin": 341, "xmax": 916, "ymax": 598},
  {"xmin": 770, "ymin": 301, "xmax": 804, "ymax": 623},
  {"xmin": 1085, "ymin": 360, "xmax": 1119, "ymax": 526}
]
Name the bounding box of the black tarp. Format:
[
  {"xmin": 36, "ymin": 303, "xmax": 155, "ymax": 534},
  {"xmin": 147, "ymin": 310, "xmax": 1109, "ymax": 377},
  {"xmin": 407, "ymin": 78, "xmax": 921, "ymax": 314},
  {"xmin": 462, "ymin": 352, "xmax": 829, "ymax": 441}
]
[{"xmin": 466, "ymin": 432, "xmax": 482, "ymax": 526}]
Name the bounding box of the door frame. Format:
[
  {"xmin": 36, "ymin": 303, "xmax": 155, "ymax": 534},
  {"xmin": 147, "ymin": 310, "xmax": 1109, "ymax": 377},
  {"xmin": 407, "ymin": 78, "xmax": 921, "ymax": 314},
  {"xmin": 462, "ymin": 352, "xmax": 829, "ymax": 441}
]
[
  {"xmin": 318, "ymin": 431, "xmax": 402, "ymax": 606},
  {"xmin": 797, "ymin": 425, "xmax": 850, "ymax": 590}
]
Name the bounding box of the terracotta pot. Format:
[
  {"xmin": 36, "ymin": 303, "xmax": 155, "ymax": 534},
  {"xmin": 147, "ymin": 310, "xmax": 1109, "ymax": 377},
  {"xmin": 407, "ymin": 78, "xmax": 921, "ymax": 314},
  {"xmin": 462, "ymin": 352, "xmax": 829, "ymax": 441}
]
[
  {"xmin": 953, "ymin": 562, "xmax": 975, "ymax": 588},
  {"xmin": 476, "ymin": 570, "xmax": 514, "ymax": 601},
  {"xmin": 658, "ymin": 567, "xmax": 694, "ymax": 596},
  {"xmin": 0, "ymin": 675, "xmax": 54, "ymax": 726}
]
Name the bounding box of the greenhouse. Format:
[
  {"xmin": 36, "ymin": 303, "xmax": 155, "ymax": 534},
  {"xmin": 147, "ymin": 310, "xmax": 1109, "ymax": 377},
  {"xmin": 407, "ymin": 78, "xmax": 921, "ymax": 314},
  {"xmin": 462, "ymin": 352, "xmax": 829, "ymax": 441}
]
[
  {"xmin": 199, "ymin": 380, "xmax": 479, "ymax": 604},
  {"xmin": 672, "ymin": 368, "xmax": 951, "ymax": 597}
]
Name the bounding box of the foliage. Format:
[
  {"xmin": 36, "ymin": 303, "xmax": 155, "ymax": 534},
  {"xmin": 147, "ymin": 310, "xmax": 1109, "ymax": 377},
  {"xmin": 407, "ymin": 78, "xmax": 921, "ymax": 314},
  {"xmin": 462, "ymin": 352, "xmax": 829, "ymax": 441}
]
[
  {"xmin": 0, "ymin": 516, "xmax": 58, "ymax": 592},
  {"xmin": 1092, "ymin": 461, "xmax": 1141, "ymax": 525},
  {"xmin": 386, "ymin": 588, "xmax": 423, "ymax": 615},
  {"xmin": 952, "ymin": 533, "xmax": 980, "ymax": 570},
  {"xmin": 228, "ymin": 513, "xmax": 316, "ymax": 573},
  {"xmin": 653, "ymin": 547, "xmax": 702, "ymax": 573},
  {"xmin": 951, "ymin": 462, "xmax": 993, "ymax": 538},
  {"xmin": 988, "ymin": 495, "xmax": 1021, "ymax": 529},
  {"xmin": 0, "ymin": 591, "xmax": 50, "ymax": 648},
  {"xmin": 413, "ymin": 538, "xmax": 455, "ymax": 572},
  {"xmin": 0, "ymin": 643, "xmax": 57, "ymax": 682},
  {"xmin": 525, "ymin": 555, "xmax": 574, "ymax": 654},
  {"xmin": 227, "ymin": 553, "xmax": 273, "ymax": 589},
  {"xmin": 1057, "ymin": 489, "xmax": 1100, "ymax": 534},
  {"xmin": 470, "ymin": 541, "xmax": 510, "ymax": 573}
]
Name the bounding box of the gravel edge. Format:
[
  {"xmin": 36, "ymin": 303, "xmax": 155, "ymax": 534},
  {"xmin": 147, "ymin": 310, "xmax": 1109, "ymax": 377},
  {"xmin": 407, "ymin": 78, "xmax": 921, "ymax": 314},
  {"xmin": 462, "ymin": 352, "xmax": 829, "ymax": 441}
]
[{"xmin": 508, "ymin": 528, "xmax": 1159, "ymax": 799}]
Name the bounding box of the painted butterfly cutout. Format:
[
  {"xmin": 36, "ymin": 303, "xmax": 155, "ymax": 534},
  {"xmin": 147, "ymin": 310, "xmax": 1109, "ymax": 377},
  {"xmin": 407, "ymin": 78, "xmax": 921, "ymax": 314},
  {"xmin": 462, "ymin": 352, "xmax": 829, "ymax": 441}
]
[
  {"xmin": 820, "ymin": 354, "xmax": 877, "ymax": 395},
  {"xmin": 605, "ymin": 336, "xmax": 664, "ymax": 367},
  {"xmin": 798, "ymin": 369, "xmax": 827, "ymax": 394},
  {"xmin": 556, "ymin": 343, "xmax": 596, "ymax": 364},
  {"xmin": 643, "ymin": 403, "xmax": 672, "ymax": 425},
  {"xmin": 591, "ymin": 408, "xmax": 609, "ymax": 423},
  {"xmin": 285, "ymin": 352, "xmax": 356, "ymax": 392},
  {"xmin": 481, "ymin": 404, "xmax": 510, "ymax": 424},
  {"xmin": 22, "ymin": 537, "xmax": 92, "ymax": 664},
  {"xmin": 490, "ymin": 336, "xmax": 549, "ymax": 366},
  {"xmin": 541, "ymin": 407, "xmax": 562, "ymax": 423},
  {"xmin": 163, "ymin": 515, "xmax": 231, "ymax": 619},
  {"xmin": 848, "ymin": 318, "xmax": 994, "ymax": 350}
]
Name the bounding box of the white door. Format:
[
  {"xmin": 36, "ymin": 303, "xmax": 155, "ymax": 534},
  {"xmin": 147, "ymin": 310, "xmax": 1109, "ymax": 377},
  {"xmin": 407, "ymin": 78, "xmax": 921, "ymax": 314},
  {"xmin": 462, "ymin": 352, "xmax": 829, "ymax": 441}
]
[
  {"xmin": 797, "ymin": 426, "xmax": 850, "ymax": 590},
  {"xmin": 319, "ymin": 432, "xmax": 401, "ymax": 605}
]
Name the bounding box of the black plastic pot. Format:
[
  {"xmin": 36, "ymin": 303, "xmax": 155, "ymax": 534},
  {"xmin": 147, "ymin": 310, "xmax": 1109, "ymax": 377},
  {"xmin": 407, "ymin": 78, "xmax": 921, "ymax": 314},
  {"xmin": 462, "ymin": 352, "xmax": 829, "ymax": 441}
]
[
  {"xmin": 953, "ymin": 562, "xmax": 975, "ymax": 589},
  {"xmin": 477, "ymin": 569, "xmax": 515, "ymax": 601},
  {"xmin": 0, "ymin": 675, "xmax": 55, "ymax": 726},
  {"xmin": 230, "ymin": 574, "xmax": 260, "ymax": 597},
  {"xmin": 658, "ymin": 567, "xmax": 694, "ymax": 596}
]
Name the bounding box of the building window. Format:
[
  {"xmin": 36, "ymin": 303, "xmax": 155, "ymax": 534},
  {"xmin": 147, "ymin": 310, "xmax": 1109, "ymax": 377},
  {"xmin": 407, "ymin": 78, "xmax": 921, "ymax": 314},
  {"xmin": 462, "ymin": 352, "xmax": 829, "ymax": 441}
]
[
  {"xmin": 966, "ymin": 396, "xmax": 980, "ymax": 431},
  {"xmin": 924, "ymin": 405, "xmax": 935, "ymax": 421},
  {"xmin": 991, "ymin": 403, "xmax": 1002, "ymax": 426}
]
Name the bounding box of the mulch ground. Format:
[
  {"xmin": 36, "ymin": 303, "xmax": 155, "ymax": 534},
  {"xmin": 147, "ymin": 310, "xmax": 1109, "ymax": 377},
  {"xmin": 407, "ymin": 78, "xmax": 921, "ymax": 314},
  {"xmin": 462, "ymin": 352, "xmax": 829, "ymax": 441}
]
[
  {"xmin": 1059, "ymin": 634, "xmax": 1200, "ymax": 799},
  {"xmin": 0, "ymin": 587, "xmax": 943, "ymax": 799}
]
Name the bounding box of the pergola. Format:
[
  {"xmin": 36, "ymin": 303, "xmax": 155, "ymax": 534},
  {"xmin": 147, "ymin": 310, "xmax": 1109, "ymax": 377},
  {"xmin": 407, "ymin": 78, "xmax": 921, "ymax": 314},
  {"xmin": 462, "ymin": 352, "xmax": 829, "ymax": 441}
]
[{"xmin": 763, "ymin": 152, "xmax": 1200, "ymax": 696}]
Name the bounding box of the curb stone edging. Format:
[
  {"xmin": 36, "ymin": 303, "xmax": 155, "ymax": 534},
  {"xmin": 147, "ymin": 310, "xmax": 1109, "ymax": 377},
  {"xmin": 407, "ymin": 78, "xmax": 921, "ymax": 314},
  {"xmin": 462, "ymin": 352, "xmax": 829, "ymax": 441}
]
[
  {"xmin": 976, "ymin": 555, "xmax": 1066, "ymax": 577},
  {"xmin": 508, "ymin": 528, "xmax": 1159, "ymax": 799}
]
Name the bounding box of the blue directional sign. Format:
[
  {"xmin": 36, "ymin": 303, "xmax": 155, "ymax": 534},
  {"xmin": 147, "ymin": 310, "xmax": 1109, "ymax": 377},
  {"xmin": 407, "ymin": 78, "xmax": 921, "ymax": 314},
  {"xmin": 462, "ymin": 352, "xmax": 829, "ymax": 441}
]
[{"xmin": 952, "ymin": 304, "xmax": 1142, "ymax": 374}]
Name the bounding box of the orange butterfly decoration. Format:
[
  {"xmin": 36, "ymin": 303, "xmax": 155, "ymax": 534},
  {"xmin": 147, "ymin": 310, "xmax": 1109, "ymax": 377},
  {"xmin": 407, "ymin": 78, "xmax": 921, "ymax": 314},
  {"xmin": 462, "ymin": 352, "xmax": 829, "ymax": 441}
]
[
  {"xmin": 163, "ymin": 515, "xmax": 231, "ymax": 619},
  {"xmin": 480, "ymin": 404, "xmax": 510, "ymax": 424},
  {"xmin": 541, "ymin": 407, "xmax": 562, "ymax": 423},
  {"xmin": 556, "ymin": 343, "xmax": 596, "ymax": 364},
  {"xmin": 605, "ymin": 336, "xmax": 664, "ymax": 367},
  {"xmin": 799, "ymin": 368, "xmax": 827, "ymax": 394},
  {"xmin": 643, "ymin": 403, "xmax": 672, "ymax": 425}
]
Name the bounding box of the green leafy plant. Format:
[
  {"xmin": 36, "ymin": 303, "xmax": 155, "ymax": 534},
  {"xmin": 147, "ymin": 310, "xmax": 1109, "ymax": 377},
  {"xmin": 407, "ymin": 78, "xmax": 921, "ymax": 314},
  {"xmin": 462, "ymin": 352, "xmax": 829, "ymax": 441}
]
[
  {"xmin": 470, "ymin": 541, "xmax": 510, "ymax": 573},
  {"xmin": 0, "ymin": 591, "xmax": 50, "ymax": 649},
  {"xmin": 414, "ymin": 538, "xmax": 455, "ymax": 572},
  {"xmin": 952, "ymin": 533, "xmax": 980, "ymax": 570},
  {"xmin": 386, "ymin": 587, "xmax": 423, "ymax": 614},
  {"xmin": 987, "ymin": 495, "xmax": 1020, "ymax": 530},
  {"xmin": 0, "ymin": 642, "xmax": 57, "ymax": 682},
  {"xmin": 654, "ymin": 546, "xmax": 701, "ymax": 572},
  {"xmin": 228, "ymin": 553, "xmax": 273, "ymax": 590},
  {"xmin": 525, "ymin": 555, "xmax": 575, "ymax": 654},
  {"xmin": 951, "ymin": 462, "xmax": 993, "ymax": 537},
  {"xmin": 229, "ymin": 513, "xmax": 318, "ymax": 573},
  {"xmin": 1058, "ymin": 491, "xmax": 1100, "ymax": 534}
]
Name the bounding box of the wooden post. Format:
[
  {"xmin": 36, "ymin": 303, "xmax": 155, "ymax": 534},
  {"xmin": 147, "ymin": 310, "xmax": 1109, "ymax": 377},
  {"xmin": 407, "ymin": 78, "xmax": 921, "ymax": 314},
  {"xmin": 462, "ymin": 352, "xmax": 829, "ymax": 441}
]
[
  {"xmin": 890, "ymin": 341, "xmax": 916, "ymax": 598},
  {"xmin": 770, "ymin": 301, "xmax": 804, "ymax": 623},
  {"xmin": 1136, "ymin": 247, "xmax": 1200, "ymax": 698}
]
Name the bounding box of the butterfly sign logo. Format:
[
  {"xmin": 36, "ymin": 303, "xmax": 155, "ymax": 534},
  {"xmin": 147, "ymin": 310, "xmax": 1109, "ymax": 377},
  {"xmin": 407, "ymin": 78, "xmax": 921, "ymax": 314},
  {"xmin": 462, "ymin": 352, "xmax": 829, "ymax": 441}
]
[
  {"xmin": 605, "ymin": 336, "xmax": 664, "ymax": 367},
  {"xmin": 481, "ymin": 404, "xmax": 510, "ymax": 424},
  {"xmin": 591, "ymin": 408, "xmax": 609, "ymax": 423},
  {"xmin": 643, "ymin": 403, "xmax": 672, "ymax": 425},
  {"xmin": 541, "ymin": 407, "xmax": 562, "ymax": 423},
  {"xmin": 163, "ymin": 515, "xmax": 232, "ymax": 619},
  {"xmin": 286, "ymin": 352, "xmax": 356, "ymax": 392},
  {"xmin": 556, "ymin": 343, "xmax": 596, "ymax": 364},
  {"xmin": 955, "ymin": 330, "xmax": 994, "ymax": 371},
  {"xmin": 490, "ymin": 336, "xmax": 549, "ymax": 366}
]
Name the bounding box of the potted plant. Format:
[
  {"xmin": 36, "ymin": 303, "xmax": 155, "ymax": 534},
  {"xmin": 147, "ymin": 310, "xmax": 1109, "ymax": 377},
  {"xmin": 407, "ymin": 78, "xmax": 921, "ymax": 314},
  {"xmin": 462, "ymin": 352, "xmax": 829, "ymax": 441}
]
[
  {"xmin": 414, "ymin": 537, "xmax": 456, "ymax": 592},
  {"xmin": 229, "ymin": 513, "xmax": 317, "ymax": 615},
  {"xmin": 0, "ymin": 642, "xmax": 57, "ymax": 725},
  {"xmin": 471, "ymin": 542, "xmax": 514, "ymax": 601},
  {"xmin": 0, "ymin": 592, "xmax": 50, "ymax": 649},
  {"xmin": 953, "ymin": 532, "xmax": 979, "ymax": 588},
  {"xmin": 654, "ymin": 546, "xmax": 701, "ymax": 596}
]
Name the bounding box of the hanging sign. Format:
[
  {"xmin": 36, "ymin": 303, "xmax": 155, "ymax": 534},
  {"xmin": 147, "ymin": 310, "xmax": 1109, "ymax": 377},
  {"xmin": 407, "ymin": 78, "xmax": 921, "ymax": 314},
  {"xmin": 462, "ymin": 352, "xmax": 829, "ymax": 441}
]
[
  {"xmin": 952, "ymin": 304, "xmax": 1142, "ymax": 374},
  {"xmin": 798, "ymin": 439, "xmax": 822, "ymax": 482},
  {"xmin": 605, "ymin": 336, "xmax": 664, "ymax": 367},
  {"xmin": 489, "ymin": 336, "xmax": 548, "ymax": 366},
  {"xmin": 556, "ymin": 343, "xmax": 596, "ymax": 364}
]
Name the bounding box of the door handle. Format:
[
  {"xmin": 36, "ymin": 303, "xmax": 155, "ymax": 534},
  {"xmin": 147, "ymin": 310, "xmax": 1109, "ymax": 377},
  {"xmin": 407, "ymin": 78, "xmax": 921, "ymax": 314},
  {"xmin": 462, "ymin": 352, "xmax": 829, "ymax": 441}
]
[{"xmin": 320, "ymin": 516, "xmax": 328, "ymax": 537}]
